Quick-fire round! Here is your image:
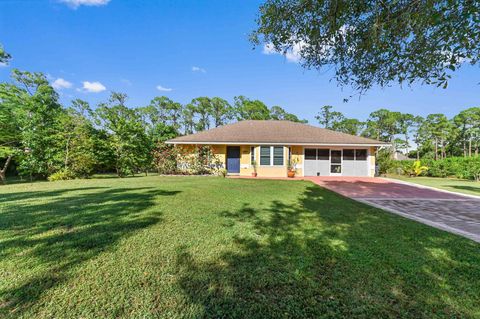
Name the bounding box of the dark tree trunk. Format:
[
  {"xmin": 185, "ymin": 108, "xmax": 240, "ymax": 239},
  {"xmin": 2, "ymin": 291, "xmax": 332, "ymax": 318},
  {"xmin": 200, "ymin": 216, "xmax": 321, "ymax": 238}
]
[{"xmin": 0, "ymin": 155, "xmax": 13, "ymax": 184}]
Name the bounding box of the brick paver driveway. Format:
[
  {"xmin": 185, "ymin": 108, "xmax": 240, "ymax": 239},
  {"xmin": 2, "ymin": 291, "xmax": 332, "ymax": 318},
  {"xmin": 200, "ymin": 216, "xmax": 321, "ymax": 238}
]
[{"xmin": 306, "ymin": 177, "xmax": 480, "ymax": 243}]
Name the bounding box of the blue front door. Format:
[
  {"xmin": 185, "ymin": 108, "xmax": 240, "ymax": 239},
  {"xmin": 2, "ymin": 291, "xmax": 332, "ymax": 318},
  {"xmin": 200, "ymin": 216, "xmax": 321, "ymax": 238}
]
[{"xmin": 226, "ymin": 146, "xmax": 240, "ymax": 173}]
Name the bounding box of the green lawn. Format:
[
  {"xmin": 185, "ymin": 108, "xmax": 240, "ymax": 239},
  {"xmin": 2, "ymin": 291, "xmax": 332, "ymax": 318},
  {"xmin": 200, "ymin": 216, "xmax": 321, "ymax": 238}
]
[
  {"xmin": 389, "ymin": 175, "xmax": 480, "ymax": 197},
  {"xmin": 1, "ymin": 176, "xmax": 479, "ymax": 318}
]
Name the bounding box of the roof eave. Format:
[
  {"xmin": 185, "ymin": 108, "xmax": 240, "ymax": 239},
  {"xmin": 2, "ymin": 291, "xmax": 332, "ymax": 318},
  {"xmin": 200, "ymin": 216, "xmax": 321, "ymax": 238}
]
[{"xmin": 165, "ymin": 140, "xmax": 389, "ymax": 147}]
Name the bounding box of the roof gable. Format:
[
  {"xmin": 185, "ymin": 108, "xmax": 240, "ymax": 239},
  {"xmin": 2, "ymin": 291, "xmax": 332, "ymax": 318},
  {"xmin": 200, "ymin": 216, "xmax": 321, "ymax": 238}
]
[{"xmin": 166, "ymin": 120, "xmax": 387, "ymax": 145}]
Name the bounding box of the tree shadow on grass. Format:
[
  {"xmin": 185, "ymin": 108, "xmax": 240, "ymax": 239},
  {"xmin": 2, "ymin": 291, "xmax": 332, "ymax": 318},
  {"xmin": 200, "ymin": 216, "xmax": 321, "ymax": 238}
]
[
  {"xmin": 0, "ymin": 186, "xmax": 180, "ymax": 317},
  {"xmin": 448, "ymin": 184, "xmax": 480, "ymax": 195},
  {"xmin": 0, "ymin": 186, "xmax": 107, "ymax": 202},
  {"xmin": 175, "ymin": 184, "xmax": 480, "ymax": 318}
]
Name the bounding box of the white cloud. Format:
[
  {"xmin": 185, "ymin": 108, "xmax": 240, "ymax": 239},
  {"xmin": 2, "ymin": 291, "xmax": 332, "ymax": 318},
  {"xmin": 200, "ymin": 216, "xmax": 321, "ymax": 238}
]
[
  {"xmin": 156, "ymin": 85, "xmax": 172, "ymax": 92},
  {"xmin": 262, "ymin": 41, "xmax": 304, "ymax": 63},
  {"xmin": 192, "ymin": 66, "xmax": 206, "ymax": 73},
  {"xmin": 58, "ymin": 0, "xmax": 110, "ymax": 9},
  {"xmin": 262, "ymin": 43, "xmax": 276, "ymax": 55},
  {"xmin": 0, "ymin": 62, "xmax": 7, "ymax": 68},
  {"xmin": 80, "ymin": 81, "xmax": 106, "ymax": 93},
  {"xmin": 285, "ymin": 42, "xmax": 304, "ymax": 63},
  {"xmin": 52, "ymin": 78, "xmax": 73, "ymax": 90}
]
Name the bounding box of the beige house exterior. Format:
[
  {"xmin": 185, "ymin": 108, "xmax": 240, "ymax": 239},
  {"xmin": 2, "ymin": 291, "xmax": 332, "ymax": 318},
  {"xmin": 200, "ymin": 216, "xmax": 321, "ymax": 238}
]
[{"xmin": 166, "ymin": 120, "xmax": 387, "ymax": 177}]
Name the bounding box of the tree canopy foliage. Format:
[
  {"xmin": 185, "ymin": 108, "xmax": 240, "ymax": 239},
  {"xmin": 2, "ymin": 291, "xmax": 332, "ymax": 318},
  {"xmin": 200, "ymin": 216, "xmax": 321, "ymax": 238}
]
[
  {"xmin": 316, "ymin": 104, "xmax": 480, "ymax": 161},
  {"xmin": 252, "ymin": 0, "xmax": 480, "ymax": 92}
]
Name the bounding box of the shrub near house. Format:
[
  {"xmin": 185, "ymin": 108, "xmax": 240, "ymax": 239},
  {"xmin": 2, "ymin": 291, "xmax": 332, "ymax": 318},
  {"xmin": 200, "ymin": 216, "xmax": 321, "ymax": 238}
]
[
  {"xmin": 393, "ymin": 157, "xmax": 480, "ymax": 181},
  {"xmin": 153, "ymin": 143, "xmax": 223, "ymax": 175}
]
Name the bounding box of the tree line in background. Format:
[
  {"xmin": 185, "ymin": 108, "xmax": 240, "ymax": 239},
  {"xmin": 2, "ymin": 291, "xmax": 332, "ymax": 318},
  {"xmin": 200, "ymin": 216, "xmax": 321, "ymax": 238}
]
[
  {"xmin": 0, "ymin": 69, "xmax": 306, "ymax": 183},
  {"xmin": 316, "ymin": 105, "xmax": 480, "ymax": 160},
  {"xmin": 1, "ymin": 68, "xmax": 479, "ymax": 183}
]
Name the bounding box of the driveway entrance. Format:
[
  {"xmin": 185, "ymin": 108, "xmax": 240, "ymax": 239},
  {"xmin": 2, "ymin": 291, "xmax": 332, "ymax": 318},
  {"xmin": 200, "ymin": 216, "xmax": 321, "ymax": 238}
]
[{"xmin": 306, "ymin": 177, "xmax": 480, "ymax": 243}]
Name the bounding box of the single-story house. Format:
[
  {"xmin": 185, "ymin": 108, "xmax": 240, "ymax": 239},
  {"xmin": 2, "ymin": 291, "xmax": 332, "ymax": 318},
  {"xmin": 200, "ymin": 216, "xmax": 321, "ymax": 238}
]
[{"xmin": 166, "ymin": 120, "xmax": 388, "ymax": 177}]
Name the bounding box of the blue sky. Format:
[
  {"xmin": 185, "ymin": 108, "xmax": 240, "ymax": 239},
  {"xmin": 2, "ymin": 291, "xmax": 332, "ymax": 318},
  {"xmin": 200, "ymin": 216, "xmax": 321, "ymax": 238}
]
[{"xmin": 0, "ymin": 0, "xmax": 478, "ymax": 123}]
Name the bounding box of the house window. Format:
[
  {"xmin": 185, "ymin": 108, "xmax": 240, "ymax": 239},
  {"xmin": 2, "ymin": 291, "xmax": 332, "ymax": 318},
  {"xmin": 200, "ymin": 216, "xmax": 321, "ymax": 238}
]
[
  {"xmin": 273, "ymin": 146, "xmax": 284, "ymax": 166},
  {"xmin": 260, "ymin": 146, "xmax": 271, "ymax": 165},
  {"xmin": 260, "ymin": 146, "xmax": 284, "ymax": 166},
  {"xmin": 250, "ymin": 146, "xmax": 255, "ymax": 164},
  {"xmin": 355, "ymin": 149, "xmax": 367, "ymax": 161}
]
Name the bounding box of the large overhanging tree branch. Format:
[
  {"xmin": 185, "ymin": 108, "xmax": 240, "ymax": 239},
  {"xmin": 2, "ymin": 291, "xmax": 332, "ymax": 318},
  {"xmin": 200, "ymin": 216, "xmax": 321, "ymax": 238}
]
[{"xmin": 251, "ymin": 0, "xmax": 480, "ymax": 93}]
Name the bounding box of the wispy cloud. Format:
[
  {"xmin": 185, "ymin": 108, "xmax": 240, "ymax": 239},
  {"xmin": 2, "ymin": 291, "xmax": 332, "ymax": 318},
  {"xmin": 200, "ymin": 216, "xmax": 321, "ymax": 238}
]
[
  {"xmin": 262, "ymin": 42, "xmax": 304, "ymax": 63},
  {"xmin": 52, "ymin": 78, "xmax": 73, "ymax": 90},
  {"xmin": 192, "ymin": 66, "xmax": 206, "ymax": 73},
  {"xmin": 58, "ymin": 0, "xmax": 110, "ymax": 9},
  {"xmin": 0, "ymin": 62, "xmax": 8, "ymax": 68},
  {"xmin": 78, "ymin": 81, "xmax": 107, "ymax": 93},
  {"xmin": 262, "ymin": 43, "xmax": 276, "ymax": 55},
  {"xmin": 156, "ymin": 85, "xmax": 172, "ymax": 92}
]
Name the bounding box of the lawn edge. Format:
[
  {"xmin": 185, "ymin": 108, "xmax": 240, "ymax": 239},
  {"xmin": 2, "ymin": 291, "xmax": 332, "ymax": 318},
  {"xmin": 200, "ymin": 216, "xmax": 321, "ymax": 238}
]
[{"xmin": 382, "ymin": 177, "xmax": 480, "ymax": 200}]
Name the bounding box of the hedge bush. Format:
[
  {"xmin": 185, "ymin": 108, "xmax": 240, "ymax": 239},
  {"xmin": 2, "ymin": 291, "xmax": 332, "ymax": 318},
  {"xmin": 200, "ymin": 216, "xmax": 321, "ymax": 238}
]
[
  {"xmin": 153, "ymin": 143, "xmax": 224, "ymax": 176},
  {"xmin": 390, "ymin": 157, "xmax": 480, "ymax": 181},
  {"xmin": 48, "ymin": 169, "xmax": 77, "ymax": 181}
]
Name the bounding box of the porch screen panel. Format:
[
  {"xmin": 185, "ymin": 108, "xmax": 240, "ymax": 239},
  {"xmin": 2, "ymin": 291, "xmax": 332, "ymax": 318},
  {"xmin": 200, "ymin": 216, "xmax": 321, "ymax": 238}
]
[
  {"xmin": 317, "ymin": 149, "xmax": 330, "ymax": 160},
  {"xmin": 305, "ymin": 148, "xmax": 316, "ymax": 160},
  {"xmin": 343, "ymin": 149, "xmax": 355, "ymax": 176},
  {"xmin": 317, "ymin": 149, "xmax": 330, "ymax": 176},
  {"xmin": 304, "ymin": 148, "xmax": 317, "ymax": 176},
  {"xmin": 354, "ymin": 149, "xmax": 368, "ymax": 176}
]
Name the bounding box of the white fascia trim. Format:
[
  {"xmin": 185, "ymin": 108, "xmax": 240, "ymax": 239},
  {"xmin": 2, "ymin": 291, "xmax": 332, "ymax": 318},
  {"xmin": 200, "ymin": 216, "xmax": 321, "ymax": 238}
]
[{"xmin": 166, "ymin": 141, "xmax": 388, "ymax": 147}]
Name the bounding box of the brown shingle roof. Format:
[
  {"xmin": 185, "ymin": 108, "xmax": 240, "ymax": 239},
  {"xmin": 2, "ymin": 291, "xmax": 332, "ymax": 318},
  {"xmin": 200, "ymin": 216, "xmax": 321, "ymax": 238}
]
[{"xmin": 166, "ymin": 120, "xmax": 387, "ymax": 145}]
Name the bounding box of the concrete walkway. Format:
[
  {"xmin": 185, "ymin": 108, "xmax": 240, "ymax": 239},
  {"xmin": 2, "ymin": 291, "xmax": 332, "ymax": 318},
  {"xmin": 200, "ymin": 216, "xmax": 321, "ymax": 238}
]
[{"xmin": 306, "ymin": 177, "xmax": 480, "ymax": 243}]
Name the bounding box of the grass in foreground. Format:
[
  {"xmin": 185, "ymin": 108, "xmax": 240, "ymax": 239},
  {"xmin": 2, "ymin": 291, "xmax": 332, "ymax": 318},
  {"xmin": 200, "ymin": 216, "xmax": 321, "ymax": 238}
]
[
  {"xmin": 0, "ymin": 176, "xmax": 479, "ymax": 318},
  {"xmin": 389, "ymin": 175, "xmax": 480, "ymax": 197}
]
